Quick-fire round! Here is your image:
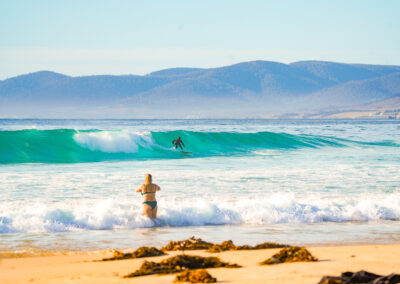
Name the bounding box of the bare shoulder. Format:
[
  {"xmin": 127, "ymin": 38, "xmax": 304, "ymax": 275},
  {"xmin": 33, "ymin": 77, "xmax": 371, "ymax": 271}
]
[{"xmin": 154, "ymin": 184, "xmax": 161, "ymax": 190}]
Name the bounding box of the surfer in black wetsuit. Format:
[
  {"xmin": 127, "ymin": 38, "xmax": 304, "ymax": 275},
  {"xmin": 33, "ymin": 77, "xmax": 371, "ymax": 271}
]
[{"xmin": 172, "ymin": 136, "xmax": 185, "ymax": 151}]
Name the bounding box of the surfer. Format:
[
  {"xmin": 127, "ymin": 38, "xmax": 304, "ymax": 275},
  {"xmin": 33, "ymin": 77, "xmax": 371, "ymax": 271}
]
[
  {"xmin": 135, "ymin": 173, "xmax": 160, "ymax": 219},
  {"xmin": 172, "ymin": 136, "xmax": 185, "ymax": 151}
]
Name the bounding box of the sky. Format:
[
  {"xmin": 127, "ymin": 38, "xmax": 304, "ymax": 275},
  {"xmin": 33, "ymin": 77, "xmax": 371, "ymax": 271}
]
[{"xmin": 0, "ymin": 0, "xmax": 399, "ymax": 79}]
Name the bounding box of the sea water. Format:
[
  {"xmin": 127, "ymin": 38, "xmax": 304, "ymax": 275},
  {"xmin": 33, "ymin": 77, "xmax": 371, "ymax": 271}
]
[{"xmin": 0, "ymin": 119, "xmax": 399, "ymax": 254}]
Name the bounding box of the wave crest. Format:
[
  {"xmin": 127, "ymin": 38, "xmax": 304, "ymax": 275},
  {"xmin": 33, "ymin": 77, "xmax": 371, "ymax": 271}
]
[{"xmin": 74, "ymin": 131, "xmax": 153, "ymax": 153}]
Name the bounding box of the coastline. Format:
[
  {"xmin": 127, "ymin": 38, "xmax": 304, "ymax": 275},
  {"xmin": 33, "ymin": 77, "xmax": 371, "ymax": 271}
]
[{"xmin": 1, "ymin": 244, "xmax": 400, "ymax": 283}]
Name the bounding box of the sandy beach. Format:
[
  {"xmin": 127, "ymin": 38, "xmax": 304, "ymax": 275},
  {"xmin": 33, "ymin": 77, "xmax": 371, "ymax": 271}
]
[{"xmin": 1, "ymin": 244, "xmax": 399, "ymax": 283}]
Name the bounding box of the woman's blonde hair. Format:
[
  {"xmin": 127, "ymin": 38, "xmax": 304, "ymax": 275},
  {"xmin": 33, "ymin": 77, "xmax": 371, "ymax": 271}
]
[{"xmin": 144, "ymin": 173, "xmax": 152, "ymax": 185}]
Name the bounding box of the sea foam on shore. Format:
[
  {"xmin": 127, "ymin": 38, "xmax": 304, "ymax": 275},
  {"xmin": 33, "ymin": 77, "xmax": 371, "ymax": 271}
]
[{"xmin": 1, "ymin": 191, "xmax": 400, "ymax": 233}]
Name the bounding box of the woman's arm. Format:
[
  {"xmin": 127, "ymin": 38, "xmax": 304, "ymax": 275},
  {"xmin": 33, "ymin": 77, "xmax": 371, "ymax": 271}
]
[
  {"xmin": 155, "ymin": 184, "xmax": 161, "ymax": 191},
  {"xmin": 135, "ymin": 184, "xmax": 143, "ymax": 192}
]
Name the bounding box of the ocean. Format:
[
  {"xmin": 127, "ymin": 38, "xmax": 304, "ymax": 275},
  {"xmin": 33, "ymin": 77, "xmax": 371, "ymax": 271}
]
[{"xmin": 0, "ymin": 119, "xmax": 399, "ymax": 254}]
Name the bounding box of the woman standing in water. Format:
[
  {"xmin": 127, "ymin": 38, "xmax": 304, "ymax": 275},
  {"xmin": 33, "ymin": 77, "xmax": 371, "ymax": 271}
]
[{"xmin": 136, "ymin": 174, "xmax": 160, "ymax": 219}]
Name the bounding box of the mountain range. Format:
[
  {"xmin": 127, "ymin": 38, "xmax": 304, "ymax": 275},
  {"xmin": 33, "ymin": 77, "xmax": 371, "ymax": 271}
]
[{"xmin": 1, "ymin": 60, "xmax": 400, "ymax": 118}]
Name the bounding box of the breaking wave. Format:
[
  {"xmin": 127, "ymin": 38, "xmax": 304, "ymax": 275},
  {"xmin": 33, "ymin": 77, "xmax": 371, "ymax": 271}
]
[
  {"xmin": 0, "ymin": 129, "xmax": 397, "ymax": 163},
  {"xmin": 1, "ymin": 192, "xmax": 400, "ymax": 233}
]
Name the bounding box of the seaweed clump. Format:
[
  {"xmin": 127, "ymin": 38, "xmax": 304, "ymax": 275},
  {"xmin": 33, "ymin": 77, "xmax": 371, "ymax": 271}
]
[
  {"xmin": 253, "ymin": 242, "xmax": 290, "ymax": 250},
  {"xmin": 318, "ymin": 270, "xmax": 400, "ymax": 284},
  {"xmin": 161, "ymin": 237, "xmax": 289, "ymax": 253},
  {"xmin": 175, "ymin": 269, "xmax": 217, "ymax": 283},
  {"xmin": 260, "ymin": 246, "xmax": 318, "ymax": 265},
  {"xmin": 124, "ymin": 254, "xmax": 240, "ymax": 277},
  {"xmin": 208, "ymin": 240, "xmax": 288, "ymax": 253},
  {"xmin": 101, "ymin": 247, "xmax": 165, "ymax": 261},
  {"xmin": 162, "ymin": 236, "xmax": 214, "ymax": 251}
]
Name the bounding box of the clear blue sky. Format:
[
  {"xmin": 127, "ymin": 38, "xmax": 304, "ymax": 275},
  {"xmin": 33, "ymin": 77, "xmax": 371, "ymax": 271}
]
[{"xmin": 0, "ymin": 0, "xmax": 399, "ymax": 79}]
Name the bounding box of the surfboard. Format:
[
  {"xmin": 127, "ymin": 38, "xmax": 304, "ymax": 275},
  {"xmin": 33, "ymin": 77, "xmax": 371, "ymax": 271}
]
[{"xmin": 181, "ymin": 151, "xmax": 192, "ymax": 154}]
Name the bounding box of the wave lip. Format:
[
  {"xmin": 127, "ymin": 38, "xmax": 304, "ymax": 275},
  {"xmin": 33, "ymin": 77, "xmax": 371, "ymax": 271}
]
[
  {"xmin": 0, "ymin": 129, "xmax": 397, "ymax": 164},
  {"xmin": 74, "ymin": 131, "xmax": 154, "ymax": 153}
]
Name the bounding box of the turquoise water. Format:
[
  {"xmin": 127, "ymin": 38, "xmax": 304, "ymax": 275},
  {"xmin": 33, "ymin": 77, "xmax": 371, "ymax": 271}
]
[
  {"xmin": 0, "ymin": 129, "xmax": 348, "ymax": 163},
  {"xmin": 0, "ymin": 119, "xmax": 399, "ymax": 253}
]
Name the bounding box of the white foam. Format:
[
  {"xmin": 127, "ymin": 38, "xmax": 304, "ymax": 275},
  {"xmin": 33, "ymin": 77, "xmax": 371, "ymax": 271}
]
[
  {"xmin": 73, "ymin": 131, "xmax": 154, "ymax": 153},
  {"xmin": 1, "ymin": 191, "xmax": 400, "ymax": 234}
]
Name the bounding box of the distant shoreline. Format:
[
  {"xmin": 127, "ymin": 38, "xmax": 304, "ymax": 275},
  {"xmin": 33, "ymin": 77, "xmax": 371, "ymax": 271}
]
[{"xmin": 267, "ymin": 108, "xmax": 400, "ymax": 120}]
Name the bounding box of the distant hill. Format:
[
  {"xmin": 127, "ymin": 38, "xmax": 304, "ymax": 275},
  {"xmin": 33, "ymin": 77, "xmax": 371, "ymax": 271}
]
[
  {"xmin": 292, "ymin": 72, "xmax": 400, "ymax": 110},
  {"xmin": 290, "ymin": 61, "xmax": 400, "ymax": 84},
  {"xmin": 1, "ymin": 60, "xmax": 400, "ymax": 118}
]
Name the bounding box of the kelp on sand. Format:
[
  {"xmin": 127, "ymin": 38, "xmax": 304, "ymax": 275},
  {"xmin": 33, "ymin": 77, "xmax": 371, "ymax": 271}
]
[
  {"xmin": 260, "ymin": 246, "xmax": 318, "ymax": 265},
  {"xmin": 100, "ymin": 247, "xmax": 165, "ymax": 261},
  {"xmin": 162, "ymin": 236, "xmax": 288, "ymax": 253},
  {"xmin": 174, "ymin": 269, "xmax": 217, "ymax": 283},
  {"xmin": 124, "ymin": 254, "xmax": 240, "ymax": 277}
]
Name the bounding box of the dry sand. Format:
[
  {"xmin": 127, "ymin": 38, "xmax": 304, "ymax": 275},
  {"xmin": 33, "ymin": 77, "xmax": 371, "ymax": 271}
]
[{"xmin": 1, "ymin": 244, "xmax": 399, "ymax": 283}]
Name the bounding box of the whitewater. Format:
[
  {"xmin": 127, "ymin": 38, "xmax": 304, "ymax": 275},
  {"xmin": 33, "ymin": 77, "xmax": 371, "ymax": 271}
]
[{"xmin": 1, "ymin": 119, "xmax": 399, "ymax": 253}]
